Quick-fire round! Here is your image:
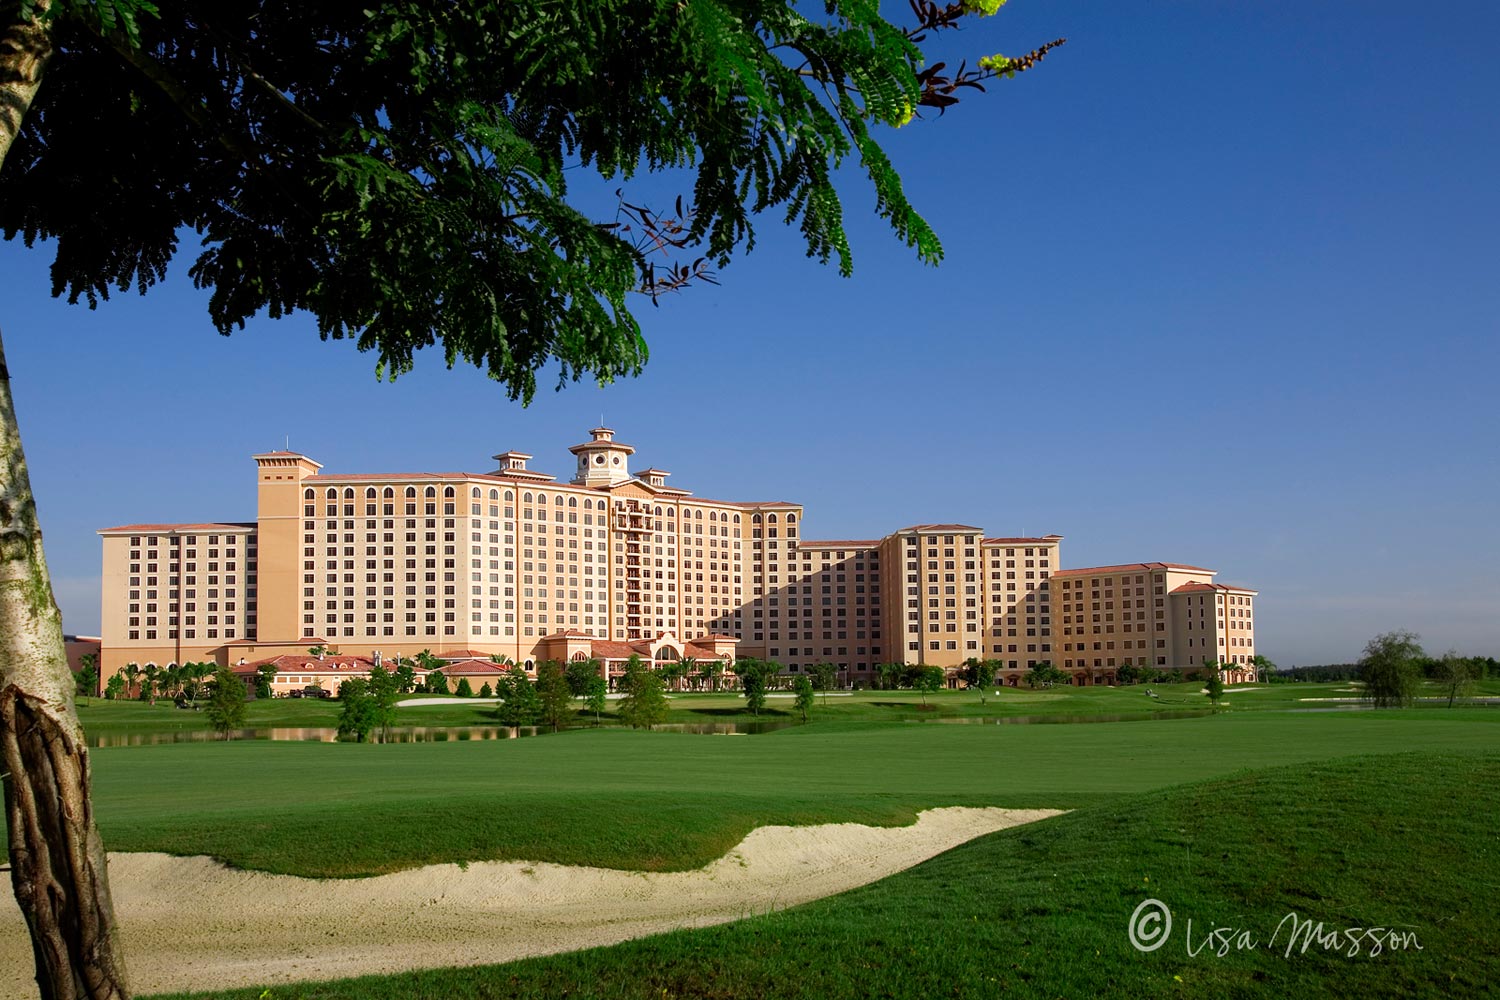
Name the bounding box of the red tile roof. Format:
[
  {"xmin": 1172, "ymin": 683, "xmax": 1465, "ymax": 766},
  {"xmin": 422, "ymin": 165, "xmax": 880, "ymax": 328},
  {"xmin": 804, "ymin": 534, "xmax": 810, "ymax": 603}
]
[
  {"xmin": 587, "ymin": 639, "xmax": 647, "ymax": 660},
  {"xmin": 435, "ymin": 658, "xmax": 510, "ymax": 676},
  {"xmin": 492, "ymin": 469, "xmax": 557, "ymax": 481},
  {"xmin": 231, "ymin": 654, "xmax": 375, "ymax": 675},
  {"xmin": 799, "ymin": 540, "xmax": 879, "ymax": 549},
  {"xmin": 435, "ymin": 649, "xmax": 493, "ymax": 660},
  {"xmin": 1053, "ymin": 562, "xmax": 1216, "ymax": 577},
  {"xmin": 99, "ymin": 522, "xmax": 256, "ymax": 533},
  {"xmin": 1171, "ymin": 582, "xmax": 1258, "ymax": 595},
  {"xmin": 895, "ymin": 524, "xmax": 985, "ymax": 533},
  {"xmin": 983, "ymin": 536, "xmax": 1063, "ymax": 545}
]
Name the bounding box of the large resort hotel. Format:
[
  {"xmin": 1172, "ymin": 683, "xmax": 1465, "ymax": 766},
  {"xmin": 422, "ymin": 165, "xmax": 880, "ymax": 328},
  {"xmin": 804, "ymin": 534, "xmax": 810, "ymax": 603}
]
[{"xmin": 97, "ymin": 427, "xmax": 1260, "ymax": 688}]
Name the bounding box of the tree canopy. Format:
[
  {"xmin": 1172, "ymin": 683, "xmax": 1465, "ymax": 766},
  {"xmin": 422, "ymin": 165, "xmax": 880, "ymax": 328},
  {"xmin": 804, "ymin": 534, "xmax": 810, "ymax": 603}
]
[
  {"xmin": 1360, "ymin": 630, "xmax": 1425, "ymax": 709},
  {"xmin": 204, "ymin": 666, "xmax": 247, "ymax": 736},
  {"xmin": 3, "ymin": 0, "xmax": 1060, "ymax": 402}
]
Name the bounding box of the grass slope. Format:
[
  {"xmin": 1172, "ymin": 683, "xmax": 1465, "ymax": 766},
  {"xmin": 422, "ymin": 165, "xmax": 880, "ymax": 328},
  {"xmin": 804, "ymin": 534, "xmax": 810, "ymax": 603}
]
[
  {"xmin": 58, "ymin": 710, "xmax": 1500, "ymax": 876},
  {"xmin": 152, "ymin": 751, "xmax": 1500, "ymax": 1000}
]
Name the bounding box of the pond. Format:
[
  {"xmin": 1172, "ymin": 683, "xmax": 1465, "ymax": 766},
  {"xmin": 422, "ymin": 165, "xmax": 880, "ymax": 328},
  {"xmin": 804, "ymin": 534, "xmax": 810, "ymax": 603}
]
[
  {"xmin": 926, "ymin": 710, "xmax": 1215, "ymax": 725},
  {"xmin": 86, "ymin": 721, "xmax": 799, "ymax": 747}
]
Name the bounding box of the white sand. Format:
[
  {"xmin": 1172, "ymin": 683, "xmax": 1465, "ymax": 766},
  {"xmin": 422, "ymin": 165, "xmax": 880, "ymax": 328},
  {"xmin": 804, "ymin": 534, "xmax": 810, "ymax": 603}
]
[{"xmin": 0, "ymin": 806, "xmax": 1059, "ymax": 997}]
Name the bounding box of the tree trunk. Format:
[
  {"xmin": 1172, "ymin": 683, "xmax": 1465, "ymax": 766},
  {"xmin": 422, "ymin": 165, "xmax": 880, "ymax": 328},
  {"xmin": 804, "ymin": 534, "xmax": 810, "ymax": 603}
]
[
  {"xmin": 0, "ymin": 1, "xmax": 52, "ymax": 169},
  {"xmin": 0, "ymin": 143, "xmax": 132, "ymax": 1000}
]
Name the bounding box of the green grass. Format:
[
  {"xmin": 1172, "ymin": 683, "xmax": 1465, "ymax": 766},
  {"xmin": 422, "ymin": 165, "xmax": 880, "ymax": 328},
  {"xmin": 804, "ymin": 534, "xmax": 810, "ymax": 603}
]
[
  {"xmin": 56, "ymin": 709, "xmax": 1500, "ymax": 877},
  {"xmin": 75, "ymin": 679, "xmax": 1500, "ymax": 740},
  {"xmin": 149, "ymin": 750, "xmax": 1500, "ymax": 1000}
]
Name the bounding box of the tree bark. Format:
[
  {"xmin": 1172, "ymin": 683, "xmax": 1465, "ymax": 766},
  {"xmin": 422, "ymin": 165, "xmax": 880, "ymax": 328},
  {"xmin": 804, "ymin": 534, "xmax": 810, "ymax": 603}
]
[
  {"xmin": 0, "ymin": 289, "xmax": 132, "ymax": 997},
  {"xmin": 0, "ymin": 0, "xmax": 52, "ymax": 169},
  {"xmin": 3, "ymin": 7, "xmax": 132, "ymax": 995}
]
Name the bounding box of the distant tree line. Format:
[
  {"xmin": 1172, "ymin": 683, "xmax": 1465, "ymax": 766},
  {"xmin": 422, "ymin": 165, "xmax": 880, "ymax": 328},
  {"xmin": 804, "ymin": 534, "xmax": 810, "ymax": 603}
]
[{"xmin": 1267, "ymin": 651, "xmax": 1495, "ymax": 684}]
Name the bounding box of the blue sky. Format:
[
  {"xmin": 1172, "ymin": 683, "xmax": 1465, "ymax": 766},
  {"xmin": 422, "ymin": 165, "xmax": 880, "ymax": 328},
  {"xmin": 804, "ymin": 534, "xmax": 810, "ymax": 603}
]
[{"xmin": 3, "ymin": 1, "xmax": 1496, "ymax": 665}]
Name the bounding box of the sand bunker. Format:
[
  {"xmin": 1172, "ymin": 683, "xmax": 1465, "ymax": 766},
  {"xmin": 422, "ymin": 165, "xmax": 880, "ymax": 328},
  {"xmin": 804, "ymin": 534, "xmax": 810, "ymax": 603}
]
[{"xmin": 0, "ymin": 806, "xmax": 1058, "ymax": 997}]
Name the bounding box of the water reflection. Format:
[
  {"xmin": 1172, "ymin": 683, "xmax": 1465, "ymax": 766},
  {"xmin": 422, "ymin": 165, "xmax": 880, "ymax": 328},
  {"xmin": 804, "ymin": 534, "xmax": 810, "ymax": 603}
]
[
  {"xmin": 87, "ymin": 721, "xmax": 797, "ymax": 747},
  {"xmin": 89, "ymin": 726, "xmax": 544, "ymax": 747},
  {"xmin": 927, "ymin": 710, "xmax": 1213, "ymax": 725},
  {"xmin": 85, "ymin": 709, "xmax": 1287, "ymax": 747}
]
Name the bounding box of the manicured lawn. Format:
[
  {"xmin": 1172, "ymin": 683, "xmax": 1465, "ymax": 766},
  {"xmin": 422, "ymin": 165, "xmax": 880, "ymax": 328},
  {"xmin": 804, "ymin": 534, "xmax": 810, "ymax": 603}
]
[
  {"xmin": 74, "ymin": 678, "xmax": 1500, "ymax": 740},
  {"xmin": 149, "ymin": 750, "xmax": 1500, "ymax": 1000},
  {"xmin": 50, "ymin": 709, "xmax": 1500, "ymax": 877}
]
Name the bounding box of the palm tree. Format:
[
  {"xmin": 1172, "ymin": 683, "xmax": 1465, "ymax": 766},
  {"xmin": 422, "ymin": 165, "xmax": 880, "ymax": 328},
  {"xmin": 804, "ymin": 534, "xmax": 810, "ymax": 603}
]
[
  {"xmin": 704, "ymin": 658, "xmax": 726, "ymax": 693},
  {"xmin": 124, "ymin": 662, "xmax": 141, "ymax": 699},
  {"xmin": 678, "ymin": 656, "xmax": 699, "ymax": 691},
  {"xmin": 192, "ymin": 661, "xmax": 213, "ymax": 700},
  {"xmin": 142, "ymin": 663, "xmax": 160, "ymax": 704}
]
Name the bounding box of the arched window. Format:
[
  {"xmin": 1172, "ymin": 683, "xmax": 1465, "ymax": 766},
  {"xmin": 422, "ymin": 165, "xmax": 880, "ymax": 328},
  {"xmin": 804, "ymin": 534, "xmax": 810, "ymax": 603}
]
[
  {"xmin": 424, "ymin": 486, "xmax": 436, "ymax": 498},
  {"xmin": 654, "ymin": 645, "xmax": 680, "ymax": 661},
  {"xmin": 752, "ymin": 513, "xmax": 762, "ymax": 524},
  {"xmin": 504, "ymin": 490, "xmax": 513, "ymax": 501},
  {"xmin": 524, "ymin": 492, "xmax": 533, "ymax": 503},
  {"xmin": 568, "ymin": 496, "xmax": 577, "ymax": 507},
  {"xmin": 786, "ymin": 513, "xmax": 797, "ymax": 523},
  {"xmin": 303, "ymin": 488, "xmax": 315, "ymax": 500},
  {"xmin": 325, "ymin": 487, "xmax": 337, "ymax": 499},
  {"xmin": 767, "ymin": 513, "xmax": 778, "ymax": 524},
  {"xmin": 490, "ymin": 489, "xmax": 500, "ymax": 500},
  {"xmin": 366, "ymin": 487, "xmax": 376, "ymax": 498},
  {"xmin": 654, "ymin": 505, "xmax": 663, "ymax": 515},
  {"xmin": 383, "ymin": 487, "xmax": 394, "ymax": 498},
  {"xmin": 405, "ymin": 486, "xmax": 417, "ymax": 498},
  {"xmin": 734, "ymin": 514, "xmax": 741, "ymax": 524},
  {"xmin": 343, "ymin": 487, "xmax": 355, "ymax": 499},
  {"xmin": 555, "ymin": 495, "xmax": 564, "ymax": 506},
  {"xmin": 571, "ymin": 651, "xmax": 589, "ymax": 662},
  {"xmin": 445, "ymin": 486, "xmax": 456, "ymax": 498}
]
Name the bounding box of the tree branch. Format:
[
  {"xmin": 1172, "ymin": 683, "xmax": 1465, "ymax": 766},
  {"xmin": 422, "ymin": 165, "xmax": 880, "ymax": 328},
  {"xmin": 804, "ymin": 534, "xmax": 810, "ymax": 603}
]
[{"xmin": 75, "ymin": 15, "xmax": 258, "ymax": 160}]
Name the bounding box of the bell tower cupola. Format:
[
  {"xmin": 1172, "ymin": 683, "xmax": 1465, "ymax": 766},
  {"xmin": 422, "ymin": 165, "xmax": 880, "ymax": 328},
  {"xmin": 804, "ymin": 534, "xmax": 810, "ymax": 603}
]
[{"xmin": 569, "ymin": 427, "xmax": 636, "ymax": 487}]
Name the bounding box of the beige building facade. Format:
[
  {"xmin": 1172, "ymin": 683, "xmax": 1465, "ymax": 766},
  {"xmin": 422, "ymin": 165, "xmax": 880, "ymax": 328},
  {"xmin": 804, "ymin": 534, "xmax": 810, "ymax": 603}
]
[
  {"xmin": 98, "ymin": 428, "xmax": 1258, "ymax": 685},
  {"xmin": 1053, "ymin": 563, "xmax": 1259, "ymax": 684}
]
